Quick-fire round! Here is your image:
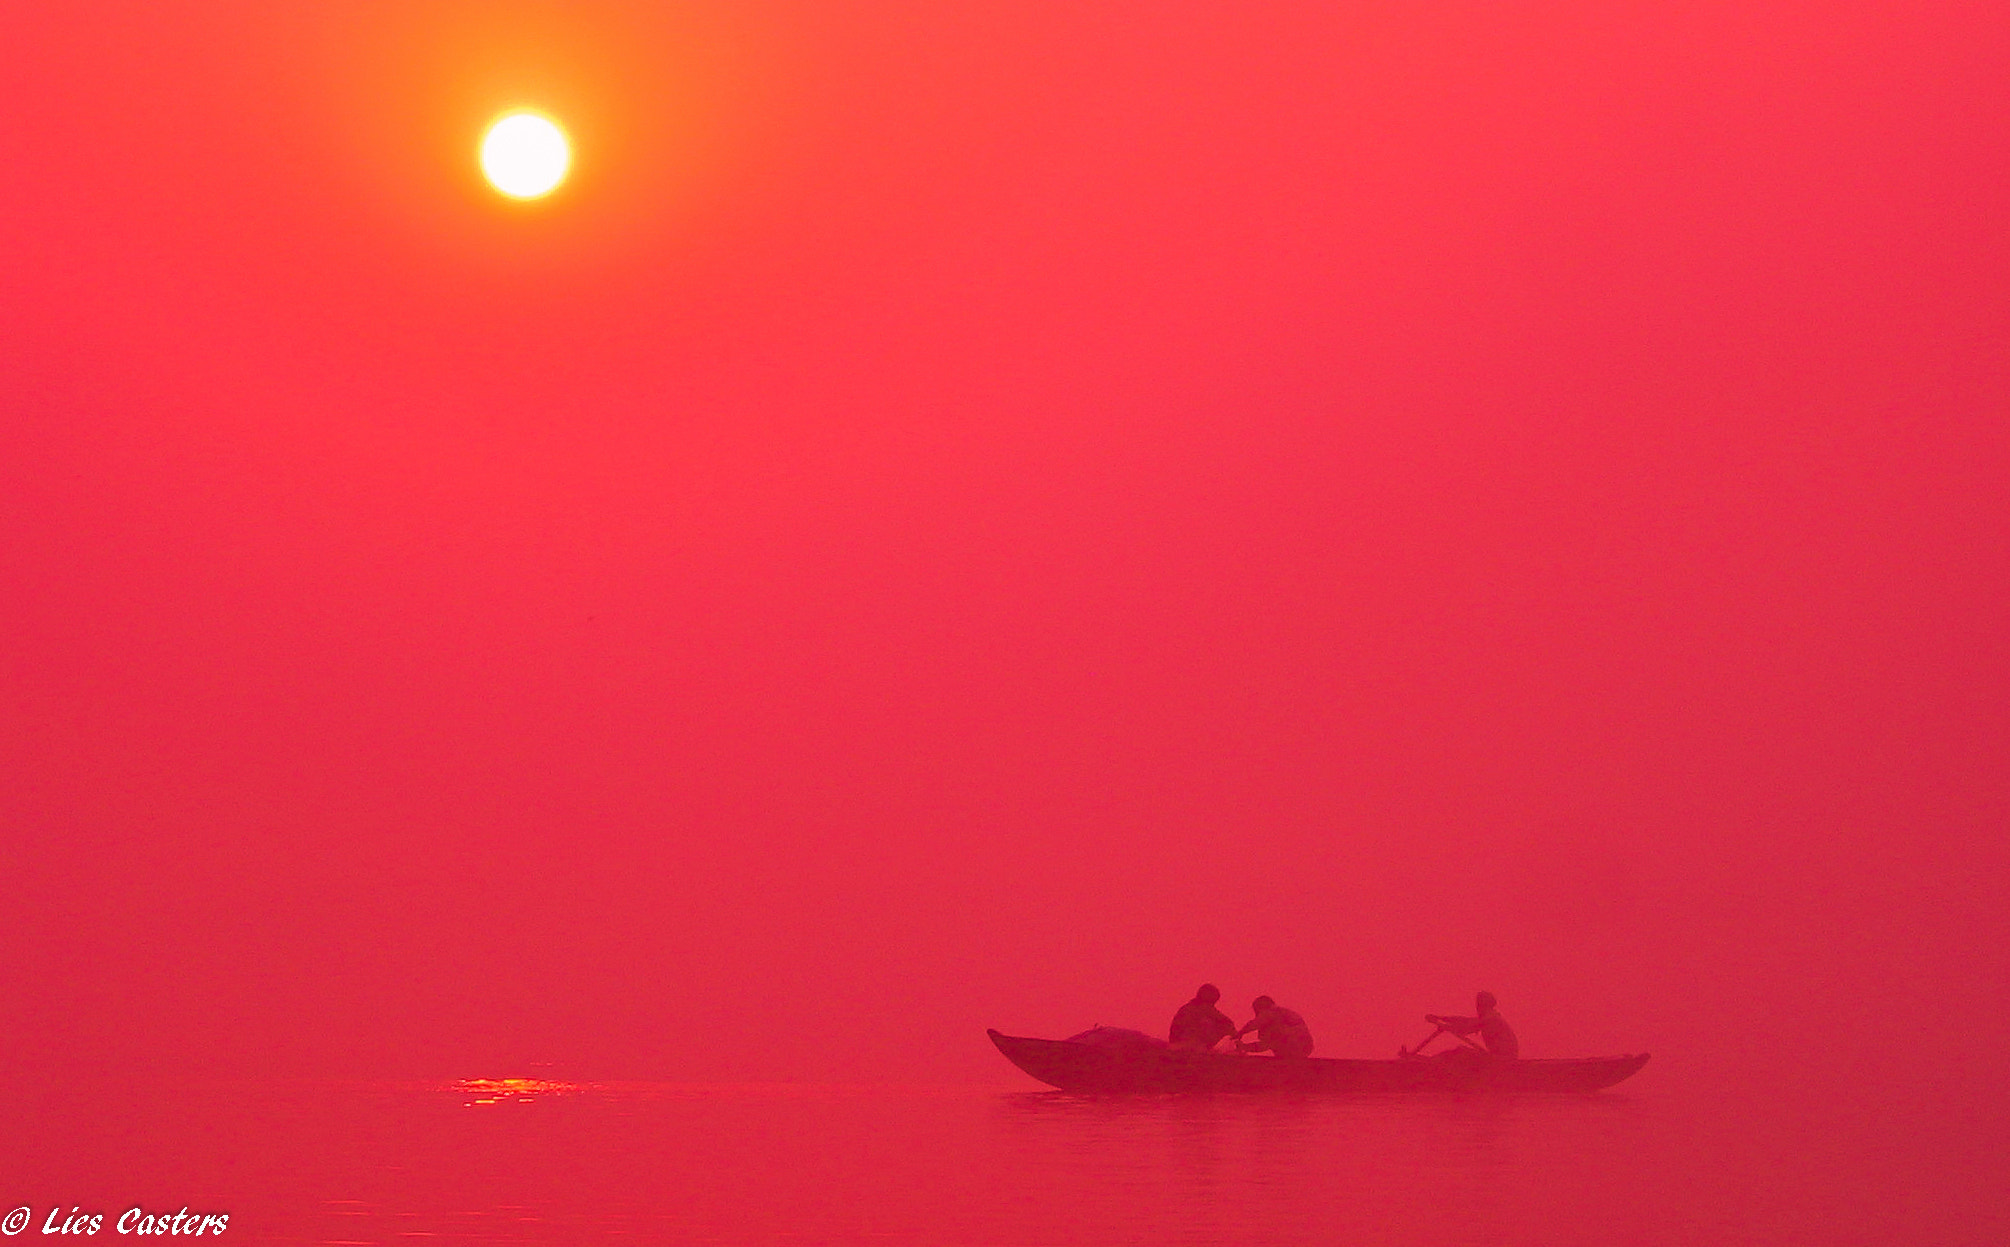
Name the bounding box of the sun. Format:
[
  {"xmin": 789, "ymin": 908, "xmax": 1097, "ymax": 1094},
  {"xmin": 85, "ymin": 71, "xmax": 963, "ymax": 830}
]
[{"xmin": 481, "ymin": 112, "xmax": 571, "ymax": 199}]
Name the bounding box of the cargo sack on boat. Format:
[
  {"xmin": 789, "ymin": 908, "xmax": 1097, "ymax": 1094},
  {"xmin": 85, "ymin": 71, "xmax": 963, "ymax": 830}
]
[{"xmin": 1064, "ymin": 1027, "xmax": 1166, "ymax": 1050}]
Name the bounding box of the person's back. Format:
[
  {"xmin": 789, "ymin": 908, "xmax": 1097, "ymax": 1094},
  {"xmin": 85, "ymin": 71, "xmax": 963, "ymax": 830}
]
[
  {"xmin": 1261, "ymin": 1005, "xmax": 1315, "ymax": 1059},
  {"xmin": 1169, "ymin": 984, "xmax": 1236, "ymax": 1051},
  {"xmin": 1238, "ymin": 995, "xmax": 1315, "ymax": 1058},
  {"xmin": 1475, "ymin": 1004, "xmax": 1517, "ymax": 1058}
]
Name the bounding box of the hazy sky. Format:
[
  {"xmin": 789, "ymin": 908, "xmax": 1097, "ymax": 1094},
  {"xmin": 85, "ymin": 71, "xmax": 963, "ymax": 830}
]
[{"xmin": 3, "ymin": 0, "xmax": 2005, "ymax": 1089}]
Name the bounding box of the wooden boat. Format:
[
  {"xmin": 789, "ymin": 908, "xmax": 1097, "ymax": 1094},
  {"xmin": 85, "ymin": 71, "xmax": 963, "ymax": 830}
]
[{"xmin": 989, "ymin": 1029, "xmax": 1649, "ymax": 1093}]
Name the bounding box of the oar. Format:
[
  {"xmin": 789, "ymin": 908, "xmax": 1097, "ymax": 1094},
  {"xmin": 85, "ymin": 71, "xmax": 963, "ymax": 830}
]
[{"xmin": 1404, "ymin": 1022, "xmax": 1488, "ymax": 1056}]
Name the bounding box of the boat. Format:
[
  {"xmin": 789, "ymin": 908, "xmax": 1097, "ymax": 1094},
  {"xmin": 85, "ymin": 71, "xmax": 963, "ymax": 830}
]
[{"xmin": 988, "ymin": 1028, "xmax": 1649, "ymax": 1093}]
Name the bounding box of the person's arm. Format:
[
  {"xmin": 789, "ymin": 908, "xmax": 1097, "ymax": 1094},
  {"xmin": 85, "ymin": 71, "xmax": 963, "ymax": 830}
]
[{"xmin": 1431, "ymin": 1014, "xmax": 1481, "ymax": 1036}]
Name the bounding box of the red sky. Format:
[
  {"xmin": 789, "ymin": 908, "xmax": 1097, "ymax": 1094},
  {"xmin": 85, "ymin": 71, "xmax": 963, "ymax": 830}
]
[{"xmin": 3, "ymin": 0, "xmax": 2006, "ymax": 1087}]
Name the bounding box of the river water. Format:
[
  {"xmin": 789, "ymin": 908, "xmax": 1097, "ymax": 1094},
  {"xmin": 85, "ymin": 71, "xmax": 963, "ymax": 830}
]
[{"xmin": 5, "ymin": 1065, "xmax": 2001, "ymax": 1245}]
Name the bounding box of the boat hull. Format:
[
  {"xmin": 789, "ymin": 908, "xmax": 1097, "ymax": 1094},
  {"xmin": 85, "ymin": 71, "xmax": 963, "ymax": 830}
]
[{"xmin": 988, "ymin": 1031, "xmax": 1649, "ymax": 1093}]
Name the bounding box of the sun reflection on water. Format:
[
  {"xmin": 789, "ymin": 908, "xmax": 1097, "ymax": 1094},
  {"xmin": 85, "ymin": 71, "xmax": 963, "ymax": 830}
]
[{"xmin": 454, "ymin": 1077, "xmax": 587, "ymax": 1106}]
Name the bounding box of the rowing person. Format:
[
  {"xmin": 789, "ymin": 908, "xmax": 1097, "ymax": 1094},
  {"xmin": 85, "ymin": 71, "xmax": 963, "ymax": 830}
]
[
  {"xmin": 1235, "ymin": 995, "xmax": 1315, "ymax": 1058},
  {"xmin": 1425, "ymin": 990, "xmax": 1519, "ymax": 1058},
  {"xmin": 1168, "ymin": 983, "xmax": 1238, "ymax": 1051}
]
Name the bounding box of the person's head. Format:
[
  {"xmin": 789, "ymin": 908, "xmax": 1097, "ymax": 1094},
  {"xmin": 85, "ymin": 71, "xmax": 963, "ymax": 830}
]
[
  {"xmin": 1476, "ymin": 991, "xmax": 1498, "ymax": 1014},
  {"xmin": 1196, "ymin": 984, "xmax": 1221, "ymax": 1004},
  {"xmin": 1252, "ymin": 995, "xmax": 1276, "ymax": 1014}
]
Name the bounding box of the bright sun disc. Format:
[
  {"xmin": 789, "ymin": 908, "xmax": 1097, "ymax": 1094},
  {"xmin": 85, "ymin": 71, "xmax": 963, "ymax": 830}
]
[{"xmin": 481, "ymin": 113, "xmax": 570, "ymax": 199}]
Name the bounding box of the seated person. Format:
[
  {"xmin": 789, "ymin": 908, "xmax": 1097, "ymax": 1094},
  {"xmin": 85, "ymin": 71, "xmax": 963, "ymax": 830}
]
[
  {"xmin": 1169, "ymin": 983, "xmax": 1238, "ymax": 1052},
  {"xmin": 1425, "ymin": 990, "xmax": 1519, "ymax": 1058},
  {"xmin": 1235, "ymin": 995, "xmax": 1314, "ymax": 1058}
]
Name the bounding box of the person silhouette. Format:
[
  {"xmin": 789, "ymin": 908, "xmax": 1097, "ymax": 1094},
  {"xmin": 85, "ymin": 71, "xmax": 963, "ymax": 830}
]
[
  {"xmin": 1425, "ymin": 991, "xmax": 1519, "ymax": 1058},
  {"xmin": 1235, "ymin": 995, "xmax": 1314, "ymax": 1058},
  {"xmin": 1168, "ymin": 984, "xmax": 1237, "ymax": 1051}
]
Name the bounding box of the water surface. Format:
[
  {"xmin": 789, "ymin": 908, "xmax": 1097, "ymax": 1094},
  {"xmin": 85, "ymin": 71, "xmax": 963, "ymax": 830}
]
[{"xmin": 6, "ymin": 1071, "xmax": 1998, "ymax": 1245}]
